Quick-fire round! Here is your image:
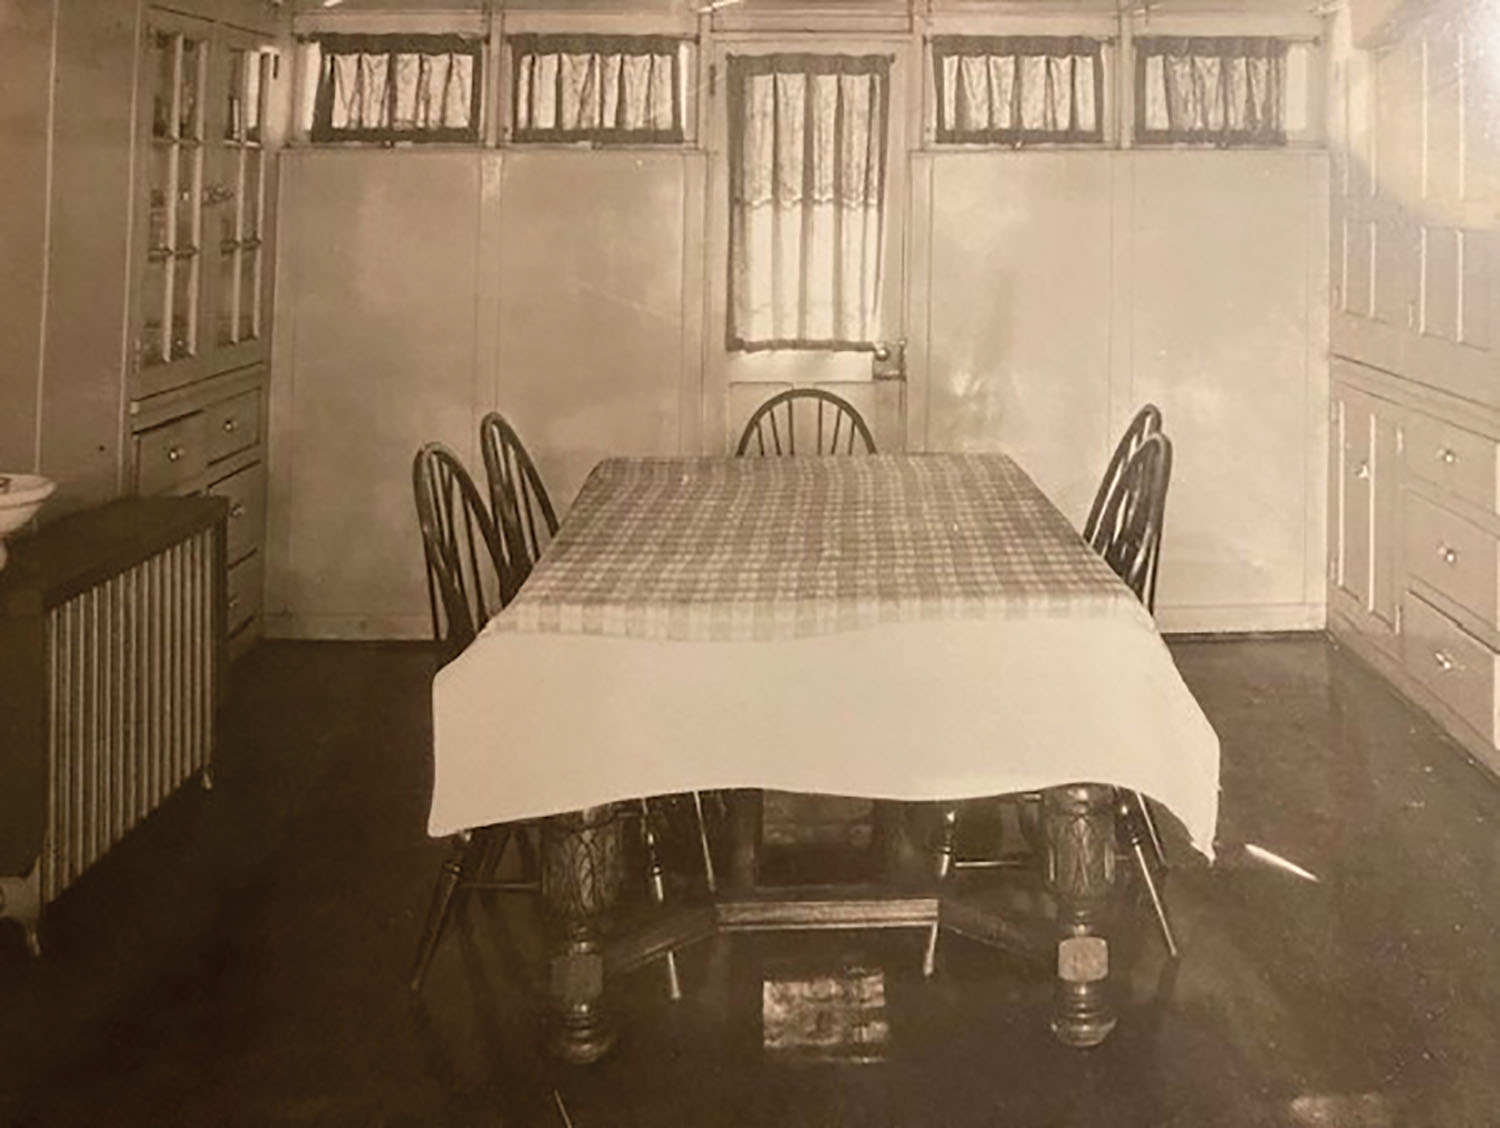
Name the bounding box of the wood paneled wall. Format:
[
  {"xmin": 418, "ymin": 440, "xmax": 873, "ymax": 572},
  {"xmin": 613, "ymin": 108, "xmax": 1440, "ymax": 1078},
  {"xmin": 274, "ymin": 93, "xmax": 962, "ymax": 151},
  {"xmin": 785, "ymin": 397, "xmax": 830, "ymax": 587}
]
[
  {"xmin": 267, "ymin": 150, "xmax": 702, "ymax": 638},
  {"xmin": 915, "ymin": 150, "xmax": 1329, "ymax": 633},
  {"xmin": 0, "ymin": 0, "xmax": 137, "ymax": 514}
]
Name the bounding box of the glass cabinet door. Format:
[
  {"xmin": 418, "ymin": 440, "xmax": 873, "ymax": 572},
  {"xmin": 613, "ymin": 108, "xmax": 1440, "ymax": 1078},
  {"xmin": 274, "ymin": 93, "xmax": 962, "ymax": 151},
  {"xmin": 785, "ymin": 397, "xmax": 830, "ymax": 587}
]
[
  {"xmin": 210, "ymin": 33, "xmax": 276, "ymax": 373},
  {"xmin": 138, "ymin": 15, "xmax": 210, "ymax": 394}
]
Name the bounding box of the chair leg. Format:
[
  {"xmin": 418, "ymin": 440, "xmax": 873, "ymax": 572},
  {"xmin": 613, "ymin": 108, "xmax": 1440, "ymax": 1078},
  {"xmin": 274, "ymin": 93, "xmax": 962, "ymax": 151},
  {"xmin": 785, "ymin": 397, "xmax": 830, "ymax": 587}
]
[
  {"xmin": 1131, "ymin": 840, "xmax": 1180, "ymax": 961},
  {"xmin": 1116, "ymin": 791, "xmax": 1179, "ymax": 960},
  {"xmin": 1132, "ymin": 790, "xmax": 1167, "ymax": 871},
  {"xmin": 475, "ymin": 825, "xmax": 515, "ymax": 883},
  {"xmin": 411, "ymin": 831, "xmax": 476, "ymax": 994},
  {"xmin": 640, "ymin": 799, "xmax": 683, "ymax": 1001},
  {"xmin": 691, "ymin": 791, "xmax": 718, "ymax": 895},
  {"xmin": 515, "ymin": 823, "xmax": 540, "ymax": 882},
  {"xmin": 923, "ymin": 806, "xmax": 959, "ymax": 978}
]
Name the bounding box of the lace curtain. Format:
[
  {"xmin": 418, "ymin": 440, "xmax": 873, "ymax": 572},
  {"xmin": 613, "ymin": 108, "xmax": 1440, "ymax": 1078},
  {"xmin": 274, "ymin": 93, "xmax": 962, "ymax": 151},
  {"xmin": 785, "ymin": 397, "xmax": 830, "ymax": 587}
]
[
  {"xmin": 1136, "ymin": 37, "xmax": 1288, "ymax": 145},
  {"xmin": 312, "ymin": 34, "xmax": 480, "ymax": 141},
  {"xmin": 934, "ymin": 37, "xmax": 1104, "ymax": 144},
  {"xmin": 510, "ymin": 35, "xmax": 684, "ymax": 142},
  {"xmin": 728, "ymin": 55, "xmax": 891, "ymax": 351}
]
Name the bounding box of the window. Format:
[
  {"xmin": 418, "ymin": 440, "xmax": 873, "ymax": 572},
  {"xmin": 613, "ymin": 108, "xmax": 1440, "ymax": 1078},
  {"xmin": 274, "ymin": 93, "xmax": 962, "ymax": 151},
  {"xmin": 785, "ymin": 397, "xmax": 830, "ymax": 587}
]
[
  {"xmin": 727, "ymin": 54, "xmax": 891, "ymax": 351},
  {"xmin": 308, "ymin": 34, "xmax": 482, "ymax": 143},
  {"xmin": 508, "ymin": 35, "xmax": 687, "ymax": 144},
  {"xmin": 932, "ymin": 37, "xmax": 1106, "ymax": 145},
  {"xmin": 1134, "ymin": 37, "xmax": 1290, "ymax": 147}
]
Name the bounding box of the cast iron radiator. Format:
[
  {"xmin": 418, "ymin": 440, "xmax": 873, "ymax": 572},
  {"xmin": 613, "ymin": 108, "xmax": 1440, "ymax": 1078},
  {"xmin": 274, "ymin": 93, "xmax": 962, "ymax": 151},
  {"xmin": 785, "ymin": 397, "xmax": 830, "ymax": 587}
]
[{"xmin": 0, "ymin": 496, "xmax": 226, "ymax": 955}]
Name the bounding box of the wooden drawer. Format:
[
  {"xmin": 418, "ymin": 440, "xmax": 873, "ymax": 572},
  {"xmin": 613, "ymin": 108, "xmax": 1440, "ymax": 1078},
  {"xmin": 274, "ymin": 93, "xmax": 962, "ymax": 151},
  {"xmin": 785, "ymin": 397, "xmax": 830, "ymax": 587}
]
[
  {"xmin": 205, "ymin": 389, "xmax": 261, "ymax": 464},
  {"xmin": 1404, "ymin": 413, "xmax": 1499, "ymax": 514},
  {"xmin": 1403, "ymin": 492, "xmax": 1500, "ymax": 626},
  {"xmin": 1401, "ymin": 592, "xmax": 1499, "ymax": 744},
  {"xmin": 135, "ymin": 412, "xmax": 207, "ymax": 495},
  {"xmin": 226, "ymin": 551, "xmax": 263, "ymax": 637},
  {"xmin": 208, "ymin": 464, "xmax": 265, "ymax": 564}
]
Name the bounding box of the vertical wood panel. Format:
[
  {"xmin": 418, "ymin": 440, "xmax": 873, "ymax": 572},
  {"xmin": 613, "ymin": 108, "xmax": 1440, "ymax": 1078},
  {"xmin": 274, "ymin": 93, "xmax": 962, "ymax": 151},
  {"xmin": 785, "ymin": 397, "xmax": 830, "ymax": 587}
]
[
  {"xmin": 37, "ymin": 0, "xmax": 138, "ymax": 513},
  {"xmin": 0, "ymin": 1, "xmax": 54, "ymax": 471}
]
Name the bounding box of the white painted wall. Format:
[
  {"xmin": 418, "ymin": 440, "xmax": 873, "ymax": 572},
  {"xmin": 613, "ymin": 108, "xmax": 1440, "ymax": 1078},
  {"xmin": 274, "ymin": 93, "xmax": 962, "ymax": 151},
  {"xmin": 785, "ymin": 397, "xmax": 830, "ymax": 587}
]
[
  {"xmin": 915, "ymin": 150, "xmax": 1330, "ymax": 632},
  {"xmin": 266, "ymin": 149, "xmax": 700, "ymax": 638}
]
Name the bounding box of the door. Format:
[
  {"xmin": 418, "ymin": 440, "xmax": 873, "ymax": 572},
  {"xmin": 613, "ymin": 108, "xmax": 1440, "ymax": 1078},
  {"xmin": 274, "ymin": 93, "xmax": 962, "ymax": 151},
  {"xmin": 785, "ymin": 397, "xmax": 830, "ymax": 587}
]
[{"xmin": 705, "ymin": 38, "xmax": 912, "ymax": 453}]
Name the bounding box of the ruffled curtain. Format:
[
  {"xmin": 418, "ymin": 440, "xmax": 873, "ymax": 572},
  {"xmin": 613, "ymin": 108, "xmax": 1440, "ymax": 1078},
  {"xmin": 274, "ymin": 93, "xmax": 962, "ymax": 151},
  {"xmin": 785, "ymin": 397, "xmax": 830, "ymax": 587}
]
[
  {"xmin": 314, "ymin": 35, "xmax": 478, "ymax": 138},
  {"xmin": 934, "ymin": 37, "xmax": 1103, "ymax": 143},
  {"xmin": 1137, "ymin": 37, "xmax": 1287, "ymax": 144},
  {"xmin": 728, "ymin": 55, "xmax": 891, "ymax": 351},
  {"xmin": 510, "ymin": 35, "xmax": 683, "ymax": 142}
]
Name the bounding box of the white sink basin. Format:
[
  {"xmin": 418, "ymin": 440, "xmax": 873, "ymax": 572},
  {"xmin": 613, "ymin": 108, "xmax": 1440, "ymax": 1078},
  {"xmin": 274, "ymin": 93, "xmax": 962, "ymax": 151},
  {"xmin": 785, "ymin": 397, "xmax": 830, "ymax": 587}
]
[{"xmin": 0, "ymin": 474, "xmax": 56, "ymax": 569}]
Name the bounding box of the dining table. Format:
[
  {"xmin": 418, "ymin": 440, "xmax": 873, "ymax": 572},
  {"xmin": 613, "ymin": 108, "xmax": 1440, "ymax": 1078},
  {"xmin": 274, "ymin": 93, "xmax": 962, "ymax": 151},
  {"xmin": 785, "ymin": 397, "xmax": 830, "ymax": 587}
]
[{"xmin": 429, "ymin": 452, "xmax": 1221, "ymax": 1062}]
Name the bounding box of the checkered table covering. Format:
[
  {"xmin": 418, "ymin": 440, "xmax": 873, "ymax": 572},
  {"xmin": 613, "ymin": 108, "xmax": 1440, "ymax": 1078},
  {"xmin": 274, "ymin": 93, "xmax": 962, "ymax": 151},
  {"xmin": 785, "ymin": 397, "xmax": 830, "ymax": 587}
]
[{"xmin": 490, "ymin": 454, "xmax": 1146, "ymax": 642}]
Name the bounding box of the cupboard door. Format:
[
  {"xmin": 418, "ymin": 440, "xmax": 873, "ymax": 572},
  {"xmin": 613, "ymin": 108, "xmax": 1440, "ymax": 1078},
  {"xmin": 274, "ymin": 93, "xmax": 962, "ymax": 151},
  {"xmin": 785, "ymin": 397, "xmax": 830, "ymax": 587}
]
[
  {"xmin": 206, "ymin": 29, "xmax": 276, "ymax": 375},
  {"xmin": 134, "ymin": 11, "xmax": 213, "ymax": 397},
  {"xmin": 1335, "ymin": 390, "xmax": 1374, "ymax": 610},
  {"xmin": 1333, "ymin": 385, "xmax": 1401, "ymax": 637}
]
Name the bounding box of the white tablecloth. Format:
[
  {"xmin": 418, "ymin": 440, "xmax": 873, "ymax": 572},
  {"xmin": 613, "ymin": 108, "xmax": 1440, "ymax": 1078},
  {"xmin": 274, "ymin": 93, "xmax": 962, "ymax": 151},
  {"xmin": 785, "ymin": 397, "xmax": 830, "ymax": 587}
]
[{"xmin": 430, "ymin": 455, "xmax": 1220, "ymax": 856}]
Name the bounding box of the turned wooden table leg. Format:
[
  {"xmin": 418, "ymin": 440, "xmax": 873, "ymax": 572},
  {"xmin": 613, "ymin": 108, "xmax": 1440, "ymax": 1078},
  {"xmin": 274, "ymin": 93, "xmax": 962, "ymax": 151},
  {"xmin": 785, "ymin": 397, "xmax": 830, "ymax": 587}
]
[
  {"xmin": 1044, "ymin": 783, "xmax": 1118, "ymax": 1048},
  {"xmin": 541, "ymin": 805, "xmax": 626, "ymax": 1064}
]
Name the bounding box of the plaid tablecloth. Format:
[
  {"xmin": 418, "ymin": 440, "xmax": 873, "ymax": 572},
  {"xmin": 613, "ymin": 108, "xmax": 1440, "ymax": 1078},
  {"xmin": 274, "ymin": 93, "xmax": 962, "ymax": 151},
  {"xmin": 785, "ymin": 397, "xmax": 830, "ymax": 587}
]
[
  {"xmin": 493, "ymin": 455, "xmax": 1147, "ymax": 642},
  {"xmin": 434, "ymin": 454, "xmax": 1221, "ymax": 856}
]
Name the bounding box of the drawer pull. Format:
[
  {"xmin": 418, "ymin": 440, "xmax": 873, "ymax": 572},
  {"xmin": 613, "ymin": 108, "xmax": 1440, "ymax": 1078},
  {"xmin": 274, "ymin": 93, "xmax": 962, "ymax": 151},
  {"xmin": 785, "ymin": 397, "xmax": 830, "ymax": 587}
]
[
  {"xmin": 1354, "ymin": 461, "xmax": 1370, "ymax": 481},
  {"xmin": 230, "ymin": 502, "xmax": 246, "ymax": 519},
  {"xmin": 228, "ymin": 594, "xmax": 241, "ymax": 610},
  {"xmin": 222, "ymin": 418, "xmax": 238, "ymax": 433},
  {"xmin": 1438, "ymin": 544, "xmax": 1459, "ymax": 566},
  {"xmin": 1437, "ymin": 447, "xmax": 1458, "ymax": 465},
  {"xmin": 166, "ymin": 446, "xmax": 184, "ymax": 463},
  {"xmin": 1434, "ymin": 650, "xmax": 1456, "ymax": 672}
]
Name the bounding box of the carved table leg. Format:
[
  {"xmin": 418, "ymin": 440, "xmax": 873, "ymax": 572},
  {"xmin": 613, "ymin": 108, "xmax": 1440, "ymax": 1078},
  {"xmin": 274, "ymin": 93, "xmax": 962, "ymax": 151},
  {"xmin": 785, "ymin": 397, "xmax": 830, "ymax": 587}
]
[
  {"xmin": 1044, "ymin": 783, "xmax": 1118, "ymax": 1047},
  {"xmin": 542, "ymin": 805, "xmax": 626, "ymax": 1064}
]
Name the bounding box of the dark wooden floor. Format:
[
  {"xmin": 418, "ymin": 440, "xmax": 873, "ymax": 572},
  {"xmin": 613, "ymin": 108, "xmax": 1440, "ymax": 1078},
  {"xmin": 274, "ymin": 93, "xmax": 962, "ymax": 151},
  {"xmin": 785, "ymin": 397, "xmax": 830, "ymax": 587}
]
[{"xmin": 4, "ymin": 635, "xmax": 1500, "ymax": 1126}]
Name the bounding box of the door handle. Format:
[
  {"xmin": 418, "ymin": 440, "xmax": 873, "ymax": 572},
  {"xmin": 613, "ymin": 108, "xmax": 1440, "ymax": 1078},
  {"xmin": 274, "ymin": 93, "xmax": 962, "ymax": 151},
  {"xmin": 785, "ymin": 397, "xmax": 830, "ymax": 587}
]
[{"xmin": 872, "ymin": 339, "xmax": 907, "ymax": 382}]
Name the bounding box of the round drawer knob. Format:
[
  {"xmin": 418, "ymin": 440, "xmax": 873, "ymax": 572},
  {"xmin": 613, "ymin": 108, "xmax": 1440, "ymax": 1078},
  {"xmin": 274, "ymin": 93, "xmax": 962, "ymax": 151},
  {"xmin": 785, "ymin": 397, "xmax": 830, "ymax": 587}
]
[
  {"xmin": 230, "ymin": 503, "xmax": 246, "ymax": 519},
  {"xmin": 1438, "ymin": 448, "xmax": 1457, "ymax": 465},
  {"xmin": 228, "ymin": 594, "xmax": 241, "ymax": 610},
  {"xmin": 1434, "ymin": 651, "xmax": 1456, "ymax": 672},
  {"xmin": 167, "ymin": 446, "xmax": 183, "ymax": 463},
  {"xmin": 1439, "ymin": 545, "xmax": 1459, "ymax": 566},
  {"xmin": 222, "ymin": 418, "xmax": 238, "ymax": 433}
]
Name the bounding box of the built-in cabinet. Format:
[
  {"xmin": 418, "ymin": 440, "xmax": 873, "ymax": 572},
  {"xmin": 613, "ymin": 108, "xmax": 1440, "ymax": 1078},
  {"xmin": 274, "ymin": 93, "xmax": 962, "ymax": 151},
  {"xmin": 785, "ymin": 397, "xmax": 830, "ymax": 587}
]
[
  {"xmin": 1329, "ymin": 0, "xmax": 1500, "ymax": 774},
  {"xmin": 128, "ymin": 7, "xmax": 281, "ymax": 659}
]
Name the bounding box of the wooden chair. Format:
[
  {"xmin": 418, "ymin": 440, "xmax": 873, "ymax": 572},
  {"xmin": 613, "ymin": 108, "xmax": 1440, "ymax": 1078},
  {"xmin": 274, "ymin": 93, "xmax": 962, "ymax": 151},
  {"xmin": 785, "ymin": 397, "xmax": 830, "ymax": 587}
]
[
  {"xmin": 409, "ymin": 443, "xmax": 538, "ymax": 993},
  {"xmin": 480, "ymin": 411, "xmax": 559, "ymax": 588},
  {"xmin": 477, "ymin": 417, "xmax": 720, "ymax": 997},
  {"xmin": 934, "ymin": 425, "xmax": 1181, "ymax": 967},
  {"xmin": 1083, "ymin": 403, "xmax": 1162, "ymax": 554},
  {"xmin": 735, "ymin": 388, "xmax": 877, "ymax": 456},
  {"xmin": 1096, "ymin": 432, "xmax": 1178, "ymax": 957}
]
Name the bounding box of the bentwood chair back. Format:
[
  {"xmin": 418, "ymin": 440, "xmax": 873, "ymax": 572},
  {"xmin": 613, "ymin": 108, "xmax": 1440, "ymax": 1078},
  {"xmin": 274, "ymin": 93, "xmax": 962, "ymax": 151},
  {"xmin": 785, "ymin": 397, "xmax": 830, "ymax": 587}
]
[
  {"xmin": 1096, "ymin": 431, "xmax": 1173, "ymax": 615},
  {"xmin": 735, "ymin": 388, "xmax": 877, "ymax": 456},
  {"xmin": 1083, "ymin": 404, "xmax": 1162, "ymax": 553},
  {"xmin": 1092, "ymin": 428, "xmax": 1178, "ymax": 958},
  {"xmin": 480, "ymin": 412, "xmax": 559, "ymax": 588},
  {"xmin": 410, "ymin": 442, "xmax": 537, "ymax": 994},
  {"xmin": 412, "ymin": 443, "xmax": 517, "ymax": 661}
]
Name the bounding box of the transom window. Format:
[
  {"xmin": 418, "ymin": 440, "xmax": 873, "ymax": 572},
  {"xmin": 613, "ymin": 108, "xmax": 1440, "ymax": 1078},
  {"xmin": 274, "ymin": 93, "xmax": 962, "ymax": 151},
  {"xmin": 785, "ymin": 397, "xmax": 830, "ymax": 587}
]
[
  {"xmin": 933, "ymin": 37, "xmax": 1106, "ymax": 146},
  {"xmin": 508, "ymin": 34, "xmax": 688, "ymax": 144},
  {"xmin": 308, "ymin": 33, "xmax": 482, "ymax": 143},
  {"xmin": 1134, "ymin": 36, "xmax": 1291, "ymax": 147}
]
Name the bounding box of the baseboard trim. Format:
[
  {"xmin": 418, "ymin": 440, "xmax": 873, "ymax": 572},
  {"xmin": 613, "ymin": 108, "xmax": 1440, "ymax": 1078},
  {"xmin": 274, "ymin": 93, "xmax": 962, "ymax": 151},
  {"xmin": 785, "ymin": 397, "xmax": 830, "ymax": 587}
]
[
  {"xmin": 1153, "ymin": 602, "xmax": 1326, "ymax": 635},
  {"xmin": 263, "ymin": 613, "xmax": 431, "ymax": 641}
]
